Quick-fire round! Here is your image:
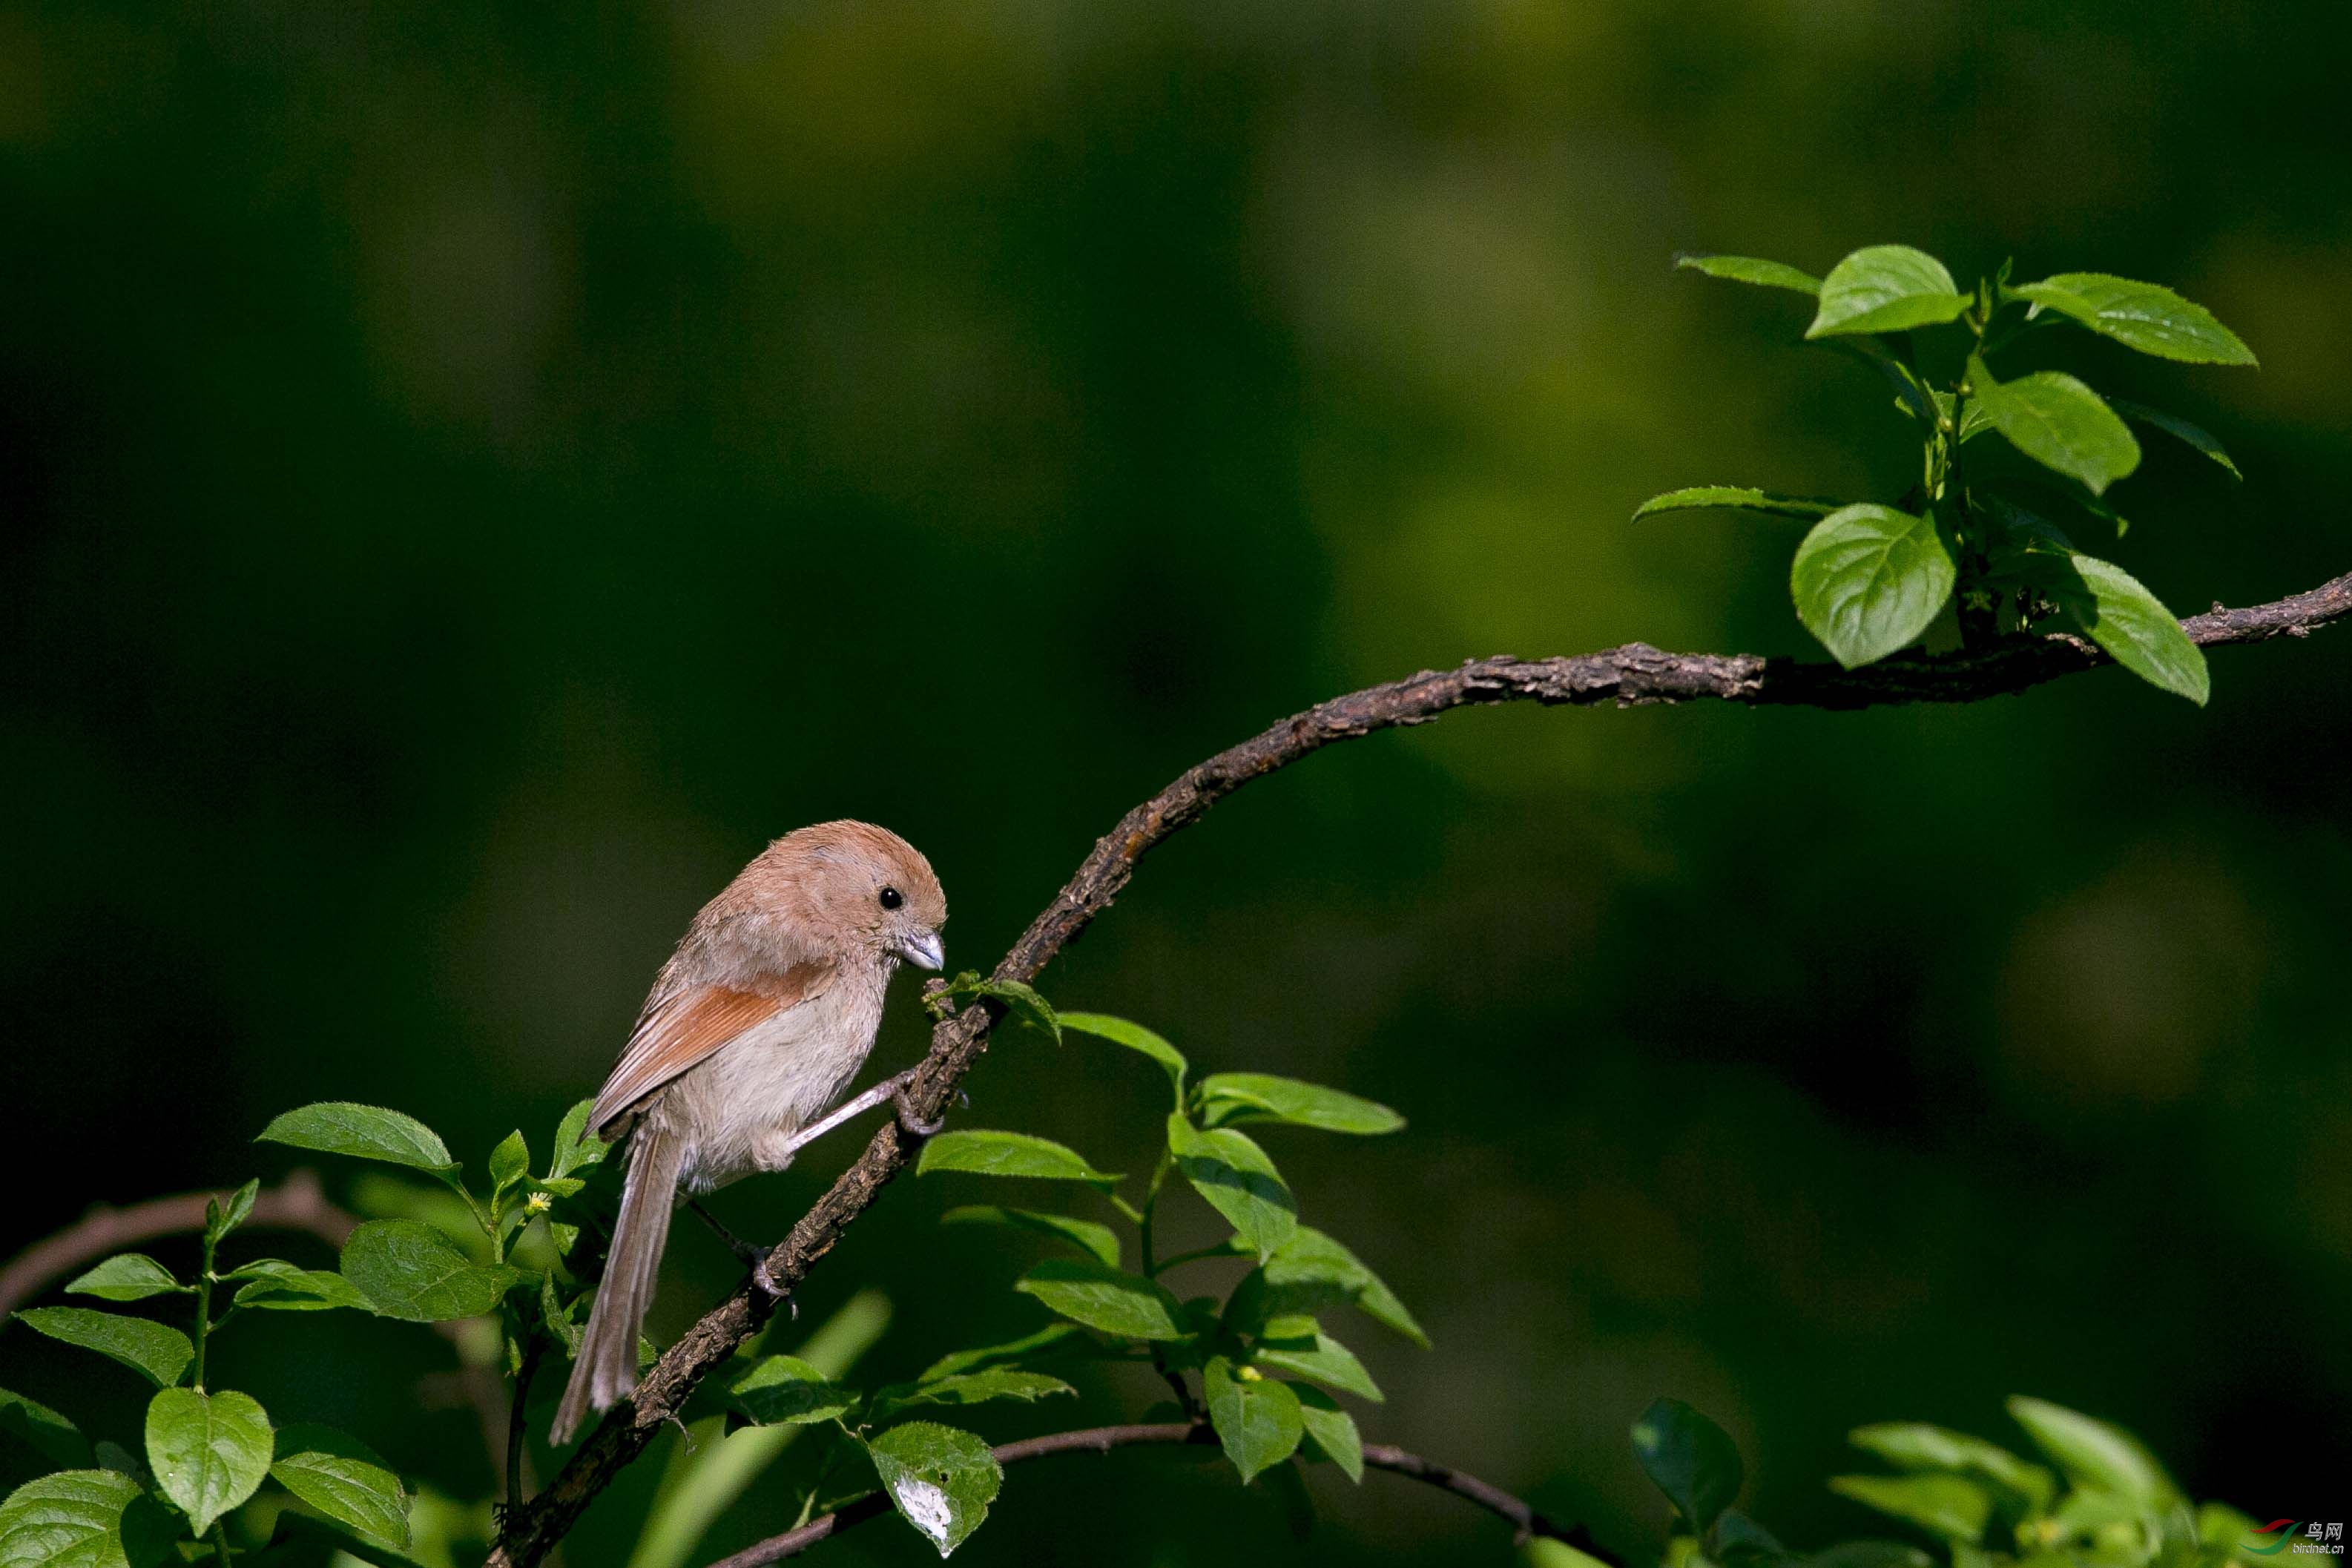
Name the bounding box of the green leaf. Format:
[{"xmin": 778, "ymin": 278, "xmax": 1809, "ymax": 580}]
[
  {"xmin": 1013, "ymin": 1260, "xmax": 1186, "ymax": 1340},
  {"xmin": 1204, "ymin": 1358, "xmax": 1303, "ymax": 1483},
  {"xmin": 1807, "ymin": 246, "xmax": 1971, "ymax": 337},
  {"xmin": 1196, "ymin": 1075, "xmax": 1406, "ymax": 1136},
  {"xmin": 1675, "ymin": 254, "xmax": 1822, "ymax": 294},
  {"xmin": 915, "ymin": 1130, "xmax": 1120, "ymax": 1187},
  {"xmin": 865, "ymin": 1421, "xmax": 1002, "ymax": 1558},
  {"xmin": 1848, "ymin": 1423, "xmax": 2057, "ymax": 1513},
  {"xmin": 549, "ymin": 1098, "xmax": 610, "ymax": 1179},
  {"xmin": 0, "ymin": 1470, "xmax": 174, "ymax": 1568},
  {"xmin": 872, "ymin": 1370, "xmax": 1076, "ymax": 1422},
  {"xmin": 63, "ymin": 1258, "xmax": 183, "ymax": 1303},
  {"xmin": 339, "ymin": 1221, "xmax": 520, "ymax": 1322},
  {"xmin": 1633, "ymin": 487, "xmax": 1841, "ymax": 523},
  {"xmin": 1830, "ymin": 1474, "xmax": 1994, "ymax": 1544},
  {"xmin": 1291, "ymin": 1383, "xmax": 1363, "ymax": 1483},
  {"xmin": 728, "ymin": 1356, "xmax": 859, "ymax": 1426},
  {"xmin": 201, "ymin": 1183, "xmax": 257, "ymax": 1248},
  {"xmin": 1242, "ymin": 1226, "xmax": 1428, "ymax": 1348},
  {"xmin": 1251, "ymin": 1317, "xmax": 1382, "ymax": 1402},
  {"xmin": 11, "ymin": 1311, "xmax": 193, "ymax": 1389},
  {"xmin": 939, "ymin": 1205, "xmax": 1120, "ymax": 1267},
  {"xmin": 269, "ymin": 1426, "xmax": 409, "ymax": 1551},
  {"xmin": 940, "ymin": 974, "xmax": 1059, "ymax": 1044},
  {"xmin": 2005, "ymin": 1397, "xmax": 2178, "ymax": 1509},
  {"xmin": 143, "ymin": 1388, "xmax": 272, "ymax": 1535},
  {"xmin": 2009, "ymin": 274, "xmax": 2256, "ymax": 365},
  {"xmin": 1166, "ymin": 1115, "xmax": 1296, "ymax": 1258},
  {"xmin": 1631, "ymin": 1397, "xmax": 1744, "ymax": 1534},
  {"xmin": 2024, "ymin": 553, "xmax": 2210, "ymax": 705},
  {"xmin": 0, "ymin": 1390, "xmax": 92, "ymax": 1469},
  {"xmin": 1790, "ymin": 504, "xmax": 1959, "ymax": 668},
  {"xmin": 1969, "ymin": 355, "xmax": 2140, "ymax": 495},
  {"xmin": 228, "ymin": 1264, "xmax": 375, "ymax": 1314},
  {"xmin": 2105, "ymin": 399, "xmax": 2242, "ymax": 481},
  {"xmin": 487, "ymin": 1132, "xmax": 529, "ymax": 1193},
  {"xmin": 918, "ymin": 1322, "xmax": 1090, "ymax": 1381},
  {"xmin": 257, "ymin": 1104, "xmax": 457, "ymax": 1176},
  {"xmin": 1058, "ymin": 1012, "xmax": 1187, "ymax": 1101}
]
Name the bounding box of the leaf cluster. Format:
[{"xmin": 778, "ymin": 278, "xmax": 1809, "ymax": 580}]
[
  {"xmin": 1650, "ymin": 246, "xmax": 2257, "ymax": 702},
  {"xmin": 1614, "ymin": 1395, "xmax": 2282, "ymax": 1568},
  {"xmin": 699, "ymin": 1007, "xmax": 1421, "ymax": 1556},
  {"xmin": 1, "ymin": 1100, "xmax": 619, "ymax": 1568}
]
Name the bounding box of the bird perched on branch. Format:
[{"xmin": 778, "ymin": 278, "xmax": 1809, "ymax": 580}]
[{"xmin": 550, "ymin": 820, "xmax": 948, "ymax": 1444}]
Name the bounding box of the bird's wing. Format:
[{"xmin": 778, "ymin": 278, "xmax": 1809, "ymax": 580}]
[{"xmin": 590, "ymin": 962, "xmax": 831, "ymax": 1133}]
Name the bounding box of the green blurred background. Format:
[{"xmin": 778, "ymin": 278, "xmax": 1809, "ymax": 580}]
[{"xmin": 4, "ymin": 0, "xmax": 2348, "ymax": 1561}]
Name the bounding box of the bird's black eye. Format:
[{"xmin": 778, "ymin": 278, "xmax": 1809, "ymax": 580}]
[{"xmin": 879, "ymin": 886, "xmax": 903, "ymax": 911}]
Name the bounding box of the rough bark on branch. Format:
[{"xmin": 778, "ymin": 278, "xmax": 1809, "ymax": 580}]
[
  {"xmin": 489, "ymin": 567, "xmax": 2352, "ymax": 1567},
  {"xmin": 698, "ymin": 1423, "xmax": 1618, "ymax": 1567}
]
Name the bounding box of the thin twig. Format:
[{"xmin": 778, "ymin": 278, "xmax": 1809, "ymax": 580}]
[
  {"xmin": 698, "ymin": 1423, "xmax": 1621, "ymax": 1568},
  {"xmin": 0, "ymin": 1168, "xmax": 516, "ymax": 1494},
  {"xmin": 490, "ymin": 567, "xmax": 2352, "ymax": 1568},
  {"xmin": 0, "ymin": 1171, "xmax": 355, "ymax": 1316}
]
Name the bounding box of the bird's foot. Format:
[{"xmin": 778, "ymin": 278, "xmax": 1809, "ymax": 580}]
[{"xmin": 889, "ymin": 1070, "xmax": 947, "ymax": 1138}]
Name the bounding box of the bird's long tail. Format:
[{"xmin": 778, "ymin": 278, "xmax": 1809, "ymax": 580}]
[{"xmin": 550, "ymin": 1121, "xmax": 686, "ymax": 1444}]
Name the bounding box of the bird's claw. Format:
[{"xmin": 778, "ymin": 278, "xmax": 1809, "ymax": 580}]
[{"xmin": 895, "ymin": 1092, "xmax": 946, "ymax": 1139}]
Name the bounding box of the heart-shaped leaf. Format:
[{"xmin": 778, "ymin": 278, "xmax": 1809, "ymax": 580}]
[
  {"xmin": 145, "ymin": 1389, "xmax": 273, "ymax": 1535},
  {"xmin": 1790, "ymin": 504, "xmax": 1958, "ymax": 668}
]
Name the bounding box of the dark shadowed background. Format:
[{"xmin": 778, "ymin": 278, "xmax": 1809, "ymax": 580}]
[{"xmin": 4, "ymin": 1, "xmax": 2348, "ymax": 1563}]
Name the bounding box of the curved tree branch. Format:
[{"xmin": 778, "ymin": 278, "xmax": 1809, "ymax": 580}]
[
  {"xmin": 698, "ymin": 1423, "xmax": 1620, "ymax": 1567},
  {"xmin": 490, "ymin": 567, "xmax": 2352, "ymax": 1567}
]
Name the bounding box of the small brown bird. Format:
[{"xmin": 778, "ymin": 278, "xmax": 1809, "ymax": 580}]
[{"xmin": 550, "ymin": 821, "xmax": 948, "ymax": 1444}]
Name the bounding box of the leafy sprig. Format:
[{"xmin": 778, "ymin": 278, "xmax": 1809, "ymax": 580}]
[{"xmin": 1651, "ymin": 244, "xmax": 2256, "ymax": 703}]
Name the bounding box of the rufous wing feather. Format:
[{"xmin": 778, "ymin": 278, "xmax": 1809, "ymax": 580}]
[{"xmin": 589, "ymin": 964, "xmax": 829, "ymax": 1133}]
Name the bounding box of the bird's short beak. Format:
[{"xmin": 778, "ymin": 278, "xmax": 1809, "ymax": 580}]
[{"xmin": 898, "ymin": 929, "xmax": 944, "ymax": 971}]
